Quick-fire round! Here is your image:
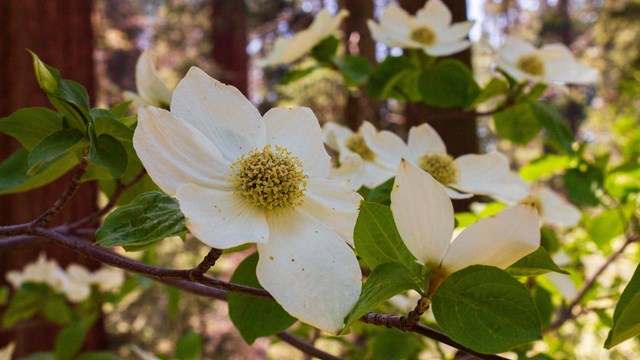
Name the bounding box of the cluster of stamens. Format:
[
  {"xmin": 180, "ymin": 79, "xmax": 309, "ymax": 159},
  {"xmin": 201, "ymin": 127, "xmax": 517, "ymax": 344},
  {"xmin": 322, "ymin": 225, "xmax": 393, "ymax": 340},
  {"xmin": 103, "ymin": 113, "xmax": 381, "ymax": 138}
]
[
  {"xmin": 417, "ymin": 153, "xmax": 459, "ymax": 184},
  {"xmin": 230, "ymin": 145, "xmax": 307, "ymax": 210},
  {"xmin": 516, "ymin": 54, "xmax": 545, "ymax": 76},
  {"xmin": 409, "ymin": 26, "xmax": 436, "ymax": 46},
  {"xmin": 518, "ymin": 195, "xmax": 544, "ymax": 215},
  {"xmin": 345, "ymin": 134, "xmax": 375, "ymax": 160}
]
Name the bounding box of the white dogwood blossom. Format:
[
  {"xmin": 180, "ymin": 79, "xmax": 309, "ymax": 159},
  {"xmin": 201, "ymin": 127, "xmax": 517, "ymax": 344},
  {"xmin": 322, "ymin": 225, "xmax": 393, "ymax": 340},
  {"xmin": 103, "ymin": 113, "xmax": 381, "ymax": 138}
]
[
  {"xmin": 133, "ymin": 67, "xmax": 362, "ymax": 333},
  {"xmin": 124, "ymin": 50, "xmax": 173, "ymax": 108},
  {"xmin": 391, "ymin": 160, "xmax": 540, "ymax": 276},
  {"xmin": 497, "ymin": 36, "xmax": 598, "ymax": 84},
  {"xmin": 516, "ymin": 186, "xmax": 582, "ymax": 227},
  {"xmin": 367, "ymin": 0, "xmax": 473, "ymax": 56},
  {"xmin": 405, "ymin": 123, "xmax": 528, "ymax": 201},
  {"xmin": 323, "ymin": 121, "xmax": 403, "ymax": 188},
  {"xmin": 257, "ymin": 9, "xmax": 349, "ymax": 67}
]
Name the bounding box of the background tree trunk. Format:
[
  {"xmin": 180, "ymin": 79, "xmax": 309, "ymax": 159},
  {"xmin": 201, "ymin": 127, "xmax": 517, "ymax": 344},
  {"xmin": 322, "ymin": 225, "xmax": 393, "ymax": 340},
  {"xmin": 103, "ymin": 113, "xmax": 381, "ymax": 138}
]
[
  {"xmin": 0, "ymin": 0, "xmax": 106, "ymax": 355},
  {"xmin": 212, "ymin": 0, "xmax": 249, "ymax": 95}
]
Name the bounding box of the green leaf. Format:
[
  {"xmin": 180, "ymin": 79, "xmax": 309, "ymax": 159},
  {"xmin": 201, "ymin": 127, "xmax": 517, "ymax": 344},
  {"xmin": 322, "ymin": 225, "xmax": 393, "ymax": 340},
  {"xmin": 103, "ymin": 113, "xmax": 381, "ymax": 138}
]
[
  {"xmin": 2, "ymin": 283, "xmax": 49, "ymax": 327},
  {"xmin": 366, "ymin": 177, "xmax": 394, "ymax": 205},
  {"xmin": 419, "ymin": 59, "xmax": 480, "ymax": 108},
  {"xmin": 280, "ymin": 67, "xmax": 317, "ymax": 85},
  {"xmin": 30, "ymin": 51, "xmax": 91, "ymax": 130},
  {"xmin": 587, "ymin": 210, "xmax": 625, "ymax": 249},
  {"xmin": 466, "ymin": 77, "xmax": 509, "ymax": 109},
  {"xmin": 41, "ymin": 294, "xmax": 72, "ymax": 325},
  {"xmin": 563, "ymin": 165, "xmax": 603, "ymax": 206},
  {"xmin": 88, "ymin": 120, "xmax": 129, "ymax": 179},
  {"xmin": 0, "ymin": 107, "xmax": 64, "ymax": 150},
  {"xmin": 0, "ymin": 286, "xmax": 8, "ymax": 307},
  {"xmin": 368, "ymin": 327, "xmax": 422, "ymax": 360},
  {"xmin": 165, "ymin": 286, "xmax": 181, "ymax": 320},
  {"xmin": 27, "ymin": 128, "xmax": 85, "ymax": 175},
  {"xmin": 55, "ymin": 320, "xmax": 89, "ymax": 360},
  {"xmin": 606, "ymin": 264, "xmax": 640, "ymax": 348},
  {"xmin": 336, "ymin": 55, "xmax": 372, "ymax": 86},
  {"xmin": 342, "ymin": 262, "xmax": 421, "ymax": 331},
  {"xmin": 0, "ymin": 148, "xmax": 78, "ymax": 195},
  {"xmin": 175, "ymin": 331, "xmax": 203, "ymax": 360},
  {"xmin": 108, "ymin": 100, "xmax": 133, "ymax": 117},
  {"xmin": 354, "ymin": 202, "xmax": 421, "ymax": 281},
  {"xmin": 96, "ymin": 191, "xmax": 187, "ymax": 248},
  {"xmin": 75, "ymin": 352, "xmax": 121, "ymax": 360},
  {"xmin": 533, "ymin": 286, "xmax": 553, "ymax": 328},
  {"xmin": 228, "ymin": 253, "xmax": 296, "ymax": 344},
  {"xmin": 432, "ymin": 265, "xmax": 542, "ymax": 354},
  {"xmin": 493, "ymin": 102, "xmax": 542, "ymax": 144},
  {"xmin": 366, "ymin": 55, "xmax": 414, "ymax": 99},
  {"xmin": 530, "ymin": 102, "xmax": 574, "ymax": 153},
  {"xmin": 521, "ymin": 83, "xmax": 548, "ymax": 101},
  {"xmin": 310, "ymin": 35, "xmax": 340, "ymax": 63},
  {"xmin": 519, "ymin": 154, "xmax": 572, "ymax": 181},
  {"xmin": 506, "ymin": 247, "xmax": 569, "ymax": 277}
]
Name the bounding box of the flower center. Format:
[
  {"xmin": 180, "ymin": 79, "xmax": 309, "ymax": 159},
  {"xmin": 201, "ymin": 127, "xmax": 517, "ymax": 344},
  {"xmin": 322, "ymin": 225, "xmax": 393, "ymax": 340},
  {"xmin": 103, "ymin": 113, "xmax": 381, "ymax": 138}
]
[
  {"xmin": 345, "ymin": 134, "xmax": 375, "ymax": 161},
  {"xmin": 230, "ymin": 145, "xmax": 308, "ymax": 210},
  {"xmin": 409, "ymin": 26, "xmax": 436, "ymax": 46},
  {"xmin": 516, "ymin": 54, "xmax": 545, "ymax": 76},
  {"xmin": 518, "ymin": 195, "xmax": 544, "ymax": 215},
  {"xmin": 417, "ymin": 153, "xmax": 459, "ymax": 184}
]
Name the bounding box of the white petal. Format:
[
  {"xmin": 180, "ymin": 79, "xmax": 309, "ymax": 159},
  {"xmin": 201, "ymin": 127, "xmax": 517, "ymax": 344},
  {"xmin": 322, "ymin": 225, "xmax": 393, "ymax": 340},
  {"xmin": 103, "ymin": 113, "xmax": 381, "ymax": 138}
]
[
  {"xmin": 299, "ymin": 177, "xmax": 362, "ymax": 246},
  {"xmin": 438, "ymin": 21, "xmax": 474, "ymax": 42},
  {"xmin": 310, "ymin": 9, "xmax": 349, "ymax": 37},
  {"xmin": 425, "ymin": 41, "xmax": 471, "ymax": 56},
  {"xmin": 256, "ymin": 37, "xmax": 297, "ymax": 67},
  {"xmin": 360, "ymin": 121, "xmax": 407, "ymax": 167},
  {"xmin": 367, "ymin": 21, "xmax": 410, "ymax": 48},
  {"xmin": 538, "ymin": 43, "xmax": 574, "ymax": 62},
  {"xmin": 545, "ymin": 273, "xmax": 578, "ymax": 300},
  {"xmin": 362, "ymin": 161, "xmax": 396, "ymax": 189},
  {"xmin": 66, "ymin": 264, "xmax": 92, "ymax": 284},
  {"xmin": 63, "ymin": 281, "xmax": 91, "ymax": 303},
  {"xmin": 264, "ymin": 107, "xmax": 331, "ymax": 178},
  {"xmin": 544, "ymin": 60, "xmax": 599, "ymax": 84},
  {"xmin": 133, "ymin": 106, "xmax": 232, "ymax": 195},
  {"xmin": 391, "ymin": 160, "xmax": 453, "ymax": 268},
  {"xmin": 123, "ymin": 91, "xmax": 154, "ymax": 108},
  {"xmin": 322, "ymin": 121, "xmax": 353, "ymax": 152},
  {"xmin": 444, "ymin": 186, "xmax": 474, "ymax": 199},
  {"xmin": 135, "ymin": 51, "xmax": 172, "ymax": 107},
  {"xmin": 257, "ymin": 210, "xmax": 362, "ymax": 334},
  {"xmin": 496, "ymin": 60, "xmax": 534, "ymax": 82},
  {"xmin": 0, "ymin": 342, "xmax": 15, "ymax": 360},
  {"xmin": 453, "ymin": 152, "xmax": 529, "ymax": 201},
  {"xmin": 5, "ymin": 271, "xmax": 24, "ymax": 288},
  {"xmin": 441, "ymin": 204, "xmax": 540, "ymax": 274},
  {"xmin": 176, "ymin": 183, "xmax": 269, "ymax": 249},
  {"xmin": 407, "ymin": 123, "xmax": 447, "ymax": 162},
  {"xmin": 329, "ymin": 152, "xmax": 365, "ymax": 190},
  {"xmin": 416, "ymin": 0, "xmax": 452, "ymax": 30},
  {"xmin": 535, "ymin": 187, "xmax": 581, "ymax": 227},
  {"xmin": 171, "ymin": 67, "xmax": 265, "ymax": 162},
  {"xmin": 380, "ymin": 3, "xmax": 413, "ymax": 31},
  {"xmin": 91, "ymin": 267, "xmax": 125, "ymax": 291},
  {"xmin": 499, "ymin": 36, "xmax": 537, "ymax": 64}
]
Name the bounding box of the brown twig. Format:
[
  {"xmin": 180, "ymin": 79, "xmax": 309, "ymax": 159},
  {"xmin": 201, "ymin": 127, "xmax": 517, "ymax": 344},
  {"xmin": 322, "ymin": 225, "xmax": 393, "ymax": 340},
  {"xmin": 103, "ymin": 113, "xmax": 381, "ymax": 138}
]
[
  {"xmin": 189, "ymin": 248, "xmax": 223, "ymax": 281},
  {"xmin": 546, "ymin": 232, "xmax": 639, "ymax": 332},
  {"xmin": 67, "ymin": 169, "xmax": 146, "ymax": 229},
  {"xmin": 31, "ymin": 158, "xmax": 89, "ymax": 226}
]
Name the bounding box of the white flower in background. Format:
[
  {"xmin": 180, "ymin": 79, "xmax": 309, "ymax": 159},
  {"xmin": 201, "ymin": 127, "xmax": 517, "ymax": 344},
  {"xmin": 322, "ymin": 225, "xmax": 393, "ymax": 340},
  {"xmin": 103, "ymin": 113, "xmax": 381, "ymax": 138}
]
[
  {"xmin": 323, "ymin": 121, "xmax": 405, "ymax": 188},
  {"xmin": 367, "ymin": 0, "xmax": 474, "ymax": 56},
  {"xmin": 257, "ymin": 9, "xmax": 350, "ymax": 67},
  {"xmin": 516, "ymin": 186, "xmax": 581, "ymax": 227},
  {"xmin": 391, "ymin": 160, "xmax": 540, "ymax": 276},
  {"xmin": 67, "ymin": 265, "xmax": 125, "ymax": 294},
  {"xmin": 497, "ymin": 36, "xmax": 599, "ymax": 84},
  {"xmin": 133, "ymin": 67, "xmax": 362, "ymax": 333},
  {"xmin": 0, "ymin": 342, "xmax": 15, "ymax": 360},
  {"xmin": 405, "ymin": 123, "xmax": 528, "ymax": 201},
  {"xmin": 124, "ymin": 50, "xmax": 173, "ymax": 108},
  {"xmin": 545, "ymin": 251, "xmax": 577, "ymax": 300}
]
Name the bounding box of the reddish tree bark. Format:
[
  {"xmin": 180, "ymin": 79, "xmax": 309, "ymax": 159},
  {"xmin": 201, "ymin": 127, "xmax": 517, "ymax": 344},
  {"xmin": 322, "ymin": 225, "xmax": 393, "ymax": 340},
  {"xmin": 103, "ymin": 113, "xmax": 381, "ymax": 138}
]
[
  {"xmin": 0, "ymin": 0, "xmax": 106, "ymax": 355},
  {"xmin": 212, "ymin": 0, "xmax": 248, "ymax": 95}
]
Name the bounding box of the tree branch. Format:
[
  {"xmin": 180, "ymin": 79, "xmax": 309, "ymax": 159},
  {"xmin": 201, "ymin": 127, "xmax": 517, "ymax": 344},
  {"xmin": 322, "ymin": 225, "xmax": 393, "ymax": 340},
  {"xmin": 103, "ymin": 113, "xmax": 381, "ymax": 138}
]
[
  {"xmin": 189, "ymin": 247, "xmax": 223, "ymax": 281},
  {"xmin": 31, "ymin": 157, "xmax": 89, "ymax": 226}
]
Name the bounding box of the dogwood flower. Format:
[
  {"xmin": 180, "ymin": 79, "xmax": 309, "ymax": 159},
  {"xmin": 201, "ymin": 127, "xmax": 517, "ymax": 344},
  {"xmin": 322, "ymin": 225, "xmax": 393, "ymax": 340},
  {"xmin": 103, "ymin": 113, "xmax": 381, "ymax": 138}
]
[
  {"xmin": 124, "ymin": 50, "xmax": 173, "ymax": 108},
  {"xmin": 67, "ymin": 265, "xmax": 125, "ymax": 293},
  {"xmin": 497, "ymin": 36, "xmax": 598, "ymax": 84},
  {"xmin": 391, "ymin": 160, "xmax": 540, "ymax": 276},
  {"xmin": 516, "ymin": 186, "xmax": 581, "ymax": 227},
  {"xmin": 405, "ymin": 123, "xmax": 528, "ymax": 201},
  {"xmin": 323, "ymin": 121, "xmax": 403, "ymax": 188},
  {"xmin": 367, "ymin": 0, "xmax": 474, "ymax": 56},
  {"xmin": 133, "ymin": 67, "xmax": 362, "ymax": 333},
  {"xmin": 257, "ymin": 9, "xmax": 349, "ymax": 67}
]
